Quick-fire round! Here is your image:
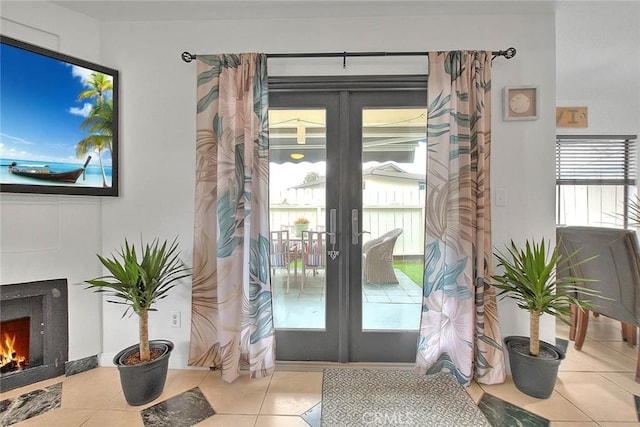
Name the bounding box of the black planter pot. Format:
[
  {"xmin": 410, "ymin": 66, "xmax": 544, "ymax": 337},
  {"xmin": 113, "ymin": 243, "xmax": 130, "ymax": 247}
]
[
  {"xmin": 504, "ymin": 335, "xmax": 565, "ymax": 399},
  {"xmin": 113, "ymin": 339, "xmax": 174, "ymax": 406}
]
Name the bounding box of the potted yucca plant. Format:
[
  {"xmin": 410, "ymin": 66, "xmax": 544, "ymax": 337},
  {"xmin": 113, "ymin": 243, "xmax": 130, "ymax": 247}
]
[
  {"xmin": 491, "ymin": 238, "xmax": 597, "ymax": 398},
  {"xmin": 85, "ymin": 237, "xmax": 191, "ymax": 406}
]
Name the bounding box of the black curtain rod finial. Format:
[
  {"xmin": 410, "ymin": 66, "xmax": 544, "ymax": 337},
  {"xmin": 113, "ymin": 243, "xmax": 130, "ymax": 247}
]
[
  {"xmin": 182, "ymin": 51, "xmax": 196, "ymax": 62},
  {"xmin": 502, "ymin": 47, "xmax": 517, "ymax": 59}
]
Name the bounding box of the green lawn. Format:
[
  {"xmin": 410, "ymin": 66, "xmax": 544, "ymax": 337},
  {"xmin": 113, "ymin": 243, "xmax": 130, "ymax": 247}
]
[
  {"xmin": 393, "ymin": 261, "xmax": 424, "ymax": 288},
  {"xmin": 284, "ymin": 259, "xmax": 424, "ymax": 288}
]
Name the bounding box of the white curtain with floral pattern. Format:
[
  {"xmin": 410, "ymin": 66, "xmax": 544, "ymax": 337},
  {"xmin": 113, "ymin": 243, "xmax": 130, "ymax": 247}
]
[
  {"xmin": 188, "ymin": 53, "xmax": 275, "ymax": 383},
  {"xmin": 416, "ymin": 51, "xmax": 505, "ymax": 385}
]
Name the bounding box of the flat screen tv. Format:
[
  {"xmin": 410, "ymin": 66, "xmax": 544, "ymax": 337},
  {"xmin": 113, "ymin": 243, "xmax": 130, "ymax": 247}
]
[{"xmin": 0, "ymin": 35, "xmax": 119, "ymax": 196}]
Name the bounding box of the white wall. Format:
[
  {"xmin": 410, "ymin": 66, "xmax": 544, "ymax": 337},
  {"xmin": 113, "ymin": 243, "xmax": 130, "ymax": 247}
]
[
  {"xmin": 1, "ymin": 1, "xmax": 573, "ymax": 369},
  {"xmin": 556, "ymin": 2, "xmax": 640, "ymax": 136},
  {"xmin": 0, "ymin": 3, "xmax": 104, "ymax": 361}
]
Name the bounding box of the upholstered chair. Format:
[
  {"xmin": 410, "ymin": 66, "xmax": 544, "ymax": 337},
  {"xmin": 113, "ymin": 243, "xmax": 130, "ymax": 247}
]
[
  {"xmin": 362, "ymin": 228, "xmax": 403, "ymax": 285},
  {"xmin": 557, "ymin": 226, "xmax": 640, "ymax": 382}
]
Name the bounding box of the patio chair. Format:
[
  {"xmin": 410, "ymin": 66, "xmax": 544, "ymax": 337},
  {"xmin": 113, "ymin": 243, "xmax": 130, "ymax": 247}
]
[
  {"xmin": 362, "ymin": 228, "xmax": 403, "ymax": 285},
  {"xmin": 556, "ymin": 226, "xmax": 640, "ymax": 382},
  {"xmin": 301, "ymin": 230, "xmax": 326, "ymax": 291},
  {"xmin": 270, "ymin": 230, "xmax": 294, "ymax": 293}
]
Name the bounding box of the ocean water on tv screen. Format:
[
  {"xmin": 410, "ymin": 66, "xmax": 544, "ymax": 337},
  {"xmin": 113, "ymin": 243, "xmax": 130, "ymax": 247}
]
[{"xmin": 0, "ymin": 158, "xmax": 113, "ymax": 188}]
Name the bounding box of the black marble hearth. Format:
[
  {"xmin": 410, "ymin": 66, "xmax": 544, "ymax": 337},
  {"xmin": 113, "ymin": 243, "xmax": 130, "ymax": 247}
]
[{"xmin": 0, "ymin": 279, "xmax": 68, "ymax": 392}]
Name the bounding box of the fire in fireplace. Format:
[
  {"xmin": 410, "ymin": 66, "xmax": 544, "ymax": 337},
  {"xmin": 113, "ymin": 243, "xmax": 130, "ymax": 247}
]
[
  {"xmin": 1, "ymin": 317, "xmax": 31, "ymax": 374},
  {"xmin": 0, "ymin": 278, "xmax": 68, "ymax": 392}
]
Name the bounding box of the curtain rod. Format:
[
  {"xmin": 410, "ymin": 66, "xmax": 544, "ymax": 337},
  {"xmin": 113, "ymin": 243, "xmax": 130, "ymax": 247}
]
[{"xmin": 180, "ymin": 47, "xmax": 516, "ymax": 67}]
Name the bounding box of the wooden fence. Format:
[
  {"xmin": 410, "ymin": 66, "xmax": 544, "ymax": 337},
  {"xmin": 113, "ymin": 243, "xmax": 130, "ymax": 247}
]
[{"xmin": 270, "ymin": 189, "xmax": 425, "ymax": 256}]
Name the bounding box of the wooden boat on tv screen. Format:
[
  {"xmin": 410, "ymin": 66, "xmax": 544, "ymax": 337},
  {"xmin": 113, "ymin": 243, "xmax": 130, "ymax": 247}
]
[{"xmin": 8, "ymin": 156, "xmax": 92, "ymax": 183}]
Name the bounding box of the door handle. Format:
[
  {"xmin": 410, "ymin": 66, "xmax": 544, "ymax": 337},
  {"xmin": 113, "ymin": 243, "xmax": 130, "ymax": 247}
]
[
  {"xmin": 327, "ymin": 208, "xmax": 337, "ymax": 245},
  {"xmin": 351, "ymin": 209, "xmax": 370, "ymax": 245}
]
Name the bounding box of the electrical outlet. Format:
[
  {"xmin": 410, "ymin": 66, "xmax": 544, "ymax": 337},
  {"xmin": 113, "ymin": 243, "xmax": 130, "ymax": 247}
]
[
  {"xmin": 170, "ymin": 311, "xmax": 181, "ymax": 328},
  {"xmin": 495, "ymin": 188, "xmax": 507, "ymax": 207}
]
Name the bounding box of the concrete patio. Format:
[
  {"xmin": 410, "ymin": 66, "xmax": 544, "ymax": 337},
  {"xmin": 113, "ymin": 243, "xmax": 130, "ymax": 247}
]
[{"xmin": 271, "ymin": 268, "xmax": 422, "ymax": 330}]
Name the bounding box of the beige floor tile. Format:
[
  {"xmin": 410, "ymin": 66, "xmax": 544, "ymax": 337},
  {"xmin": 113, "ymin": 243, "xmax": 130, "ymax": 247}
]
[
  {"xmin": 12, "ymin": 408, "xmax": 95, "ymax": 427},
  {"xmin": 522, "ymin": 396, "xmax": 591, "ymax": 423},
  {"xmin": 597, "ymin": 423, "xmax": 640, "ymax": 427},
  {"xmin": 555, "ymin": 371, "xmax": 638, "ymax": 422},
  {"xmin": 266, "ymin": 371, "xmax": 323, "ymax": 393},
  {"xmin": 160, "ymin": 368, "xmax": 209, "ymax": 395},
  {"xmin": 82, "ymin": 409, "xmax": 145, "ymax": 427},
  {"xmin": 560, "ymin": 340, "xmax": 636, "ymax": 373},
  {"xmin": 61, "ymin": 367, "xmax": 123, "ymax": 410},
  {"xmin": 466, "ymin": 380, "xmax": 485, "ymax": 404},
  {"xmin": 101, "ymin": 390, "xmax": 140, "ymax": 410},
  {"xmin": 581, "ymin": 316, "xmax": 626, "ymax": 341},
  {"xmin": 599, "ymin": 340, "xmax": 640, "ymax": 361},
  {"xmin": 479, "ymin": 376, "xmax": 590, "ymax": 422},
  {"xmin": 195, "ymin": 414, "xmax": 258, "ymax": 426},
  {"xmin": 260, "ymin": 371, "xmax": 322, "ymax": 415},
  {"xmin": 559, "ymin": 346, "xmax": 596, "ymax": 372},
  {"xmin": 600, "ymin": 371, "xmax": 640, "ymax": 396},
  {"xmin": 198, "ymin": 370, "xmax": 272, "ymax": 414},
  {"xmin": 550, "ymin": 422, "xmax": 599, "ymax": 426},
  {"xmin": 254, "ymin": 415, "xmax": 315, "ymax": 426},
  {"xmin": 0, "ymin": 375, "xmax": 65, "ymax": 401}
]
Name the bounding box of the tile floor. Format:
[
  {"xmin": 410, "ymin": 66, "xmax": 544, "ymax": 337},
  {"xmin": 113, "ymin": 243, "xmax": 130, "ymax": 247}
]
[{"xmin": 2, "ymin": 314, "xmax": 640, "ymax": 426}]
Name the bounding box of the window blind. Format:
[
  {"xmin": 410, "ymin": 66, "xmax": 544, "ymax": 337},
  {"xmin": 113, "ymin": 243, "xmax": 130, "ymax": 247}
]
[{"xmin": 556, "ymin": 135, "xmax": 638, "ymax": 185}]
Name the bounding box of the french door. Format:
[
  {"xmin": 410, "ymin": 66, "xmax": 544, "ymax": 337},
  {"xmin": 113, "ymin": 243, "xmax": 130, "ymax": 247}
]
[{"xmin": 269, "ymin": 77, "xmax": 427, "ymax": 363}]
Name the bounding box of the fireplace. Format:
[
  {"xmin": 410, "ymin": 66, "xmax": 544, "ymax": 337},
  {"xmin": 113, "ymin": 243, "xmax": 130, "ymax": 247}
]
[{"xmin": 0, "ymin": 278, "xmax": 68, "ymax": 392}]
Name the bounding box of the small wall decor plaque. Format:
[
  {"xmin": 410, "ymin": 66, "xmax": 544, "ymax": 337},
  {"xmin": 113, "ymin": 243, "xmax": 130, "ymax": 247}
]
[
  {"xmin": 503, "ymin": 86, "xmax": 538, "ymax": 121},
  {"xmin": 556, "ymin": 107, "xmax": 588, "ymax": 128}
]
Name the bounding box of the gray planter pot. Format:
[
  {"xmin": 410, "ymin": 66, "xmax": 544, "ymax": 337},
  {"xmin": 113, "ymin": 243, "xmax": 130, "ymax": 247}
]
[
  {"xmin": 504, "ymin": 335, "xmax": 565, "ymax": 399},
  {"xmin": 113, "ymin": 339, "xmax": 174, "ymax": 406}
]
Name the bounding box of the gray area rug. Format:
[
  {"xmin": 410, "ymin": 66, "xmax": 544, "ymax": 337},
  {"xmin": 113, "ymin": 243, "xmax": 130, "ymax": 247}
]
[{"xmin": 321, "ymin": 369, "xmax": 491, "ymax": 427}]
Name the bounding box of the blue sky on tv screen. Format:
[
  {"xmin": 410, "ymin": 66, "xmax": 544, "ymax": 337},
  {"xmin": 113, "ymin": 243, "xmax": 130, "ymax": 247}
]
[{"xmin": 0, "ymin": 43, "xmax": 113, "ymax": 166}]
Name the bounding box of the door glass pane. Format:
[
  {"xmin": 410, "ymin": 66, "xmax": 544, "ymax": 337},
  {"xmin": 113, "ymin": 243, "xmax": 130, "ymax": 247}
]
[
  {"xmin": 269, "ymin": 109, "xmax": 326, "ymax": 329},
  {"xmin": 361, "ymin": 108, "xmax": 426, "ymax": 331}
]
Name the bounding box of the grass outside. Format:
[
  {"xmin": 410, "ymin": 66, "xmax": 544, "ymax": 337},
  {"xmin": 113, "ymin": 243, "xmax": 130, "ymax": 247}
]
[
  {"xmin": 283, "ymin": 259, "xmax": 424, "ymax": 288},
  {"xmin": 393, "ymin": 261, "xmax": 424, "ymax": 288}
]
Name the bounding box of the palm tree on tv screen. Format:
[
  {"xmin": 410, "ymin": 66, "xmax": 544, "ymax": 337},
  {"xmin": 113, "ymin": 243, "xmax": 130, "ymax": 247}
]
[{"xmin": 76, "ymin": 72, "xmax": 113, "ymax": 188}]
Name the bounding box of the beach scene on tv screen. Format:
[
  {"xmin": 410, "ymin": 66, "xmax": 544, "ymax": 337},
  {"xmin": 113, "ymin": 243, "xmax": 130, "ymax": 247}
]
[{"xmin": 0, "ymin": 42, "xmax": 114, "ymax": 188}]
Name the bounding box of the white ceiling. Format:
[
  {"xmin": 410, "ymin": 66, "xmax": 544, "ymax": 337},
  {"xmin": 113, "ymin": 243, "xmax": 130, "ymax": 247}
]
[{"xmin": 46, "ymin": 0, "xmax": 561, "ymax": 22}]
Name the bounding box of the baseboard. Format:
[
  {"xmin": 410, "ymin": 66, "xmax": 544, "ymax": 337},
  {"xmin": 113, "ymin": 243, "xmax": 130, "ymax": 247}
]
[
  {"xmin": 275, "ymin": 360, "xmax": 415, "ymax": 372},
  {"xmin": 65, "ymin": 355, "xmax": 98, "ymax": 376},
  {"xmin": 98, "ymin": 355, "xmax": 413, "ymax": 372}
]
